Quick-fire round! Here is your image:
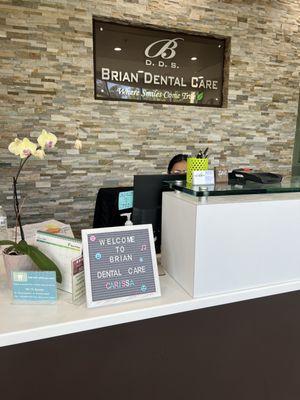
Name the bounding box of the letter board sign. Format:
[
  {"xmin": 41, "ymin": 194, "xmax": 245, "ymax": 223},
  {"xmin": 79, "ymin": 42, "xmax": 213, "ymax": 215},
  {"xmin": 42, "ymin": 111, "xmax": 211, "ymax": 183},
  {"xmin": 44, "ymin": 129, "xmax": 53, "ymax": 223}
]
[
  {"xmin": 93, "ymin": 19, "xmax": 226, "ymax": 107},
  {"xmin": 82, "ymin": 225, "xmax": 161, "ymax": 308}
]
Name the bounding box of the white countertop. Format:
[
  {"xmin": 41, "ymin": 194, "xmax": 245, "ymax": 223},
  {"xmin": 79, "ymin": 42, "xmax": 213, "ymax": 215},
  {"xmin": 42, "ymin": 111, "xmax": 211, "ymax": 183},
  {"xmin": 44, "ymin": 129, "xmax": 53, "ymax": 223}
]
[
  {"xmin": 176, "ymin": 191, "xmax": 300, "ymax": 206},
  {"xmin": 1, "ymin": 258, "xmax": 300, "ymax": 348}
]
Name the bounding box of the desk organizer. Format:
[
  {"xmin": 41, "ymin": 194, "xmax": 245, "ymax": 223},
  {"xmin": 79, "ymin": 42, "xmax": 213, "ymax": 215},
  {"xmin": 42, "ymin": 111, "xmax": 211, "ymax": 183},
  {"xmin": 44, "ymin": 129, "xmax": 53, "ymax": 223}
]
[{"xmin": 187, "ymin": 157, "xmax": 209, "ymax": 184}]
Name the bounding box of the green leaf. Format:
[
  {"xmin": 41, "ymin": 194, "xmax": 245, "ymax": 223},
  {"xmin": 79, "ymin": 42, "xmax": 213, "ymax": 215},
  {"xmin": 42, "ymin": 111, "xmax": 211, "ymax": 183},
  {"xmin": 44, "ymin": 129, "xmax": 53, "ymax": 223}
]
[
  {"xmin": 0, "ymin": 240, "xmax": 20, "ymax": 254},
  {"xmin": 27, "ymin": 245, "xmax": 62, "ymax": 283},
  {"xmin": 0, "ymin": 240, "xmax": 18, "ymax": 247},
  {"xmin": 5, "ymin": 246, "xmax": 15, "ymax": 253},
  {"xmin": 1, "ymin": 239, "xmax": 62, "ymax": 283},
  {"xmin": 197, "ymin": 92, "xmax": 204, "ymax": 102},
  {"xmin": 16, "ymin": 240, "xmax": 30, "ymax": 254}
]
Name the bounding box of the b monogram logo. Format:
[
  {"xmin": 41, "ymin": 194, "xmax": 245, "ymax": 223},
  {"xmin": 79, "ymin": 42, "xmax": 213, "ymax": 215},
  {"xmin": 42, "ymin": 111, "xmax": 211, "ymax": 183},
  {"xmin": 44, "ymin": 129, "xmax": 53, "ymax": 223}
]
[{"xmin": 144, "ymin": 38, "xmax": 184, "ymax": 60}]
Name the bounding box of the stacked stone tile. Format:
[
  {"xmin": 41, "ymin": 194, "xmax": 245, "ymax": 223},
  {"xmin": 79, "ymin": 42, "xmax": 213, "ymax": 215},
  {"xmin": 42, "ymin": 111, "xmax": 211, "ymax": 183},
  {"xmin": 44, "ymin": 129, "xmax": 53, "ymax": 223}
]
[{"xmin": 0, "ymin": 0, "xmax": 299, "ymax": 236}]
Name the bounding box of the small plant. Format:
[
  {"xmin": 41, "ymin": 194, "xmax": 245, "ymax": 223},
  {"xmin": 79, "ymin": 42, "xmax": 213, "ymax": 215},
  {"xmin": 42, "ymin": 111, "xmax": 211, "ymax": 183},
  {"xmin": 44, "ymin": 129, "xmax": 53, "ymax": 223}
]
[{"xmin": 0, "ymin": 130, "xmax": 62, "ymax": 282}]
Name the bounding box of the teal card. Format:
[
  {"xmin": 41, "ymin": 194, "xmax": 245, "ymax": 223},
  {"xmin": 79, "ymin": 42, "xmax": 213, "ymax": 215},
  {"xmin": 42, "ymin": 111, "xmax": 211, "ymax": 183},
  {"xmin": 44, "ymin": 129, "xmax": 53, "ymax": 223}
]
[
  {"xmin": 118, "ymin": 190, "xmax": 133, "ymax": 210},
  {"xmin": 12, "ymin": 271, "xmax": 57, "ymax": 303}
]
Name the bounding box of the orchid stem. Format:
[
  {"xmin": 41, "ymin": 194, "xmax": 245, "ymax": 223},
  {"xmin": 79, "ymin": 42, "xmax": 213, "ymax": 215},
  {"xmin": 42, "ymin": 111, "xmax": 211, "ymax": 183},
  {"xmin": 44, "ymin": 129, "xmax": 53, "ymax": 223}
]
[{"xmin": 13, "ymin": 155, "xmax": 31, "ymax": 242}]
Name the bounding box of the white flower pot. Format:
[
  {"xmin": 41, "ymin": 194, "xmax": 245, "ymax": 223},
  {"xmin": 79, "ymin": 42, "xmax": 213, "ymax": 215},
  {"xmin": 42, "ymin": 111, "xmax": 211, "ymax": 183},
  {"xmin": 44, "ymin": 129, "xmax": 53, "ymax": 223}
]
[{"xmin": 2, "ymin": 248, "xmax": 37, "ymax": 288}]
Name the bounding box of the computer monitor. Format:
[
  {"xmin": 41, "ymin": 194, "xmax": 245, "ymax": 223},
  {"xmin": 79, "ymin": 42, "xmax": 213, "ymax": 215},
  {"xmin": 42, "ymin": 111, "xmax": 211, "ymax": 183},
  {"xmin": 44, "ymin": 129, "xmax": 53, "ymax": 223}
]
[
  {"xmin": 132, "ymin": 174, "xmax": 186, "ymax": 252},
  {"xmin": 93, "ymin": 187, "xmax": 133, "ymax": 228}
]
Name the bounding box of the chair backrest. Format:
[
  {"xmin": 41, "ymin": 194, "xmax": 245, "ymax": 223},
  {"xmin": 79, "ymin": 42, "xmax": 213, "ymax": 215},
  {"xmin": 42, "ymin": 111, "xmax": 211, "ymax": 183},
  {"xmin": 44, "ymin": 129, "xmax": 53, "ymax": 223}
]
[{"xmin": 93, "ymin": 187, "xmax": 133, "ymax": 228}]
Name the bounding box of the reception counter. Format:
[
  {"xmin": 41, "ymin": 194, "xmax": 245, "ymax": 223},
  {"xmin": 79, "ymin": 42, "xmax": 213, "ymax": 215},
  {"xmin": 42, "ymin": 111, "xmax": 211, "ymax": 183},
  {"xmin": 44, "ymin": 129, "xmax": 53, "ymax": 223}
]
[
  {"xmin": 162, "ymin": 183, "xmax": 300, "ymax": 298},
  {"xmin": 2, "ymin": 258, "xmax": 300, "ymax": 348},
  {"xmin": 1, "ymin": 266, "xmax": 300, "ymax": 400},
  {"xmin": 2, "ymin": 182, "xmax": 300, "ymax": 400},
  {"xmin": 2, "ymin": 262, "xmax": 300, "ymax": 400}
]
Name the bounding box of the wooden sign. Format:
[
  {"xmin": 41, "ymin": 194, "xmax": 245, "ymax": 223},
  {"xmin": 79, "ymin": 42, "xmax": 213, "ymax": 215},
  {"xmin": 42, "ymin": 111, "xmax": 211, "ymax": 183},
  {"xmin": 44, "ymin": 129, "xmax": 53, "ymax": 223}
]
[{"xmin": 82, "ymin": 225, "xmax": 161, "ymax": 308}]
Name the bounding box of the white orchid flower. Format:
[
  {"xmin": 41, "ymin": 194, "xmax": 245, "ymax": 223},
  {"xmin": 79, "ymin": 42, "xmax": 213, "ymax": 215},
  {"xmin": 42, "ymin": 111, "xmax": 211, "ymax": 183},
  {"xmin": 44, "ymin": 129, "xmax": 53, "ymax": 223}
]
[
  {"xmin": 37, "ymin": 129, "xmax": 57, "ymax": 149},
  {"xmin": 74, "ymin": 139, "xmax": 83, "ymax": 150},
  {"xmin": 34, "ymin": 149, "xmax": 46, "ymax": 160},
  {"xmin": 18, "ymin": 138, "xmax": 37, "ymax": 159},
  {"xmin": 8, "ymin": 138, "xmax": 22, "ymax": 156}
]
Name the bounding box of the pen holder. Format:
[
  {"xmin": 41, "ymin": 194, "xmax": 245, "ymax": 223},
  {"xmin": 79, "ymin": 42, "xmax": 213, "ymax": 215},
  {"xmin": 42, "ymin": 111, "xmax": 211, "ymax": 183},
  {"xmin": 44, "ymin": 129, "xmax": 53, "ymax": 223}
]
[{"xmin": 187, "ymin": 157, "xmax": 209, "ymax": 184}]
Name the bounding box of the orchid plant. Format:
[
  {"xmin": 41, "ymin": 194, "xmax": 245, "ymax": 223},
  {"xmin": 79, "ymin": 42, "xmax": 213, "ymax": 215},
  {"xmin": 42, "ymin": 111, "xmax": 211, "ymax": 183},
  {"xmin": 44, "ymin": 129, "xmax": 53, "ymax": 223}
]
[{"xmin": 0, "ymin": 130, "xmax": 63, "ymax": 282}]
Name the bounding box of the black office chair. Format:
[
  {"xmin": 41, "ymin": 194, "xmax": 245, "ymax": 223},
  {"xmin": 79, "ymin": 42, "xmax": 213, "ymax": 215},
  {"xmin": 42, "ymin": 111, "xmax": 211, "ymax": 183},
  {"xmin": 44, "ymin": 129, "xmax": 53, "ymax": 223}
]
[{"xmin": 93, "ymin": 187, "xmax": 133, "ymax": 228}]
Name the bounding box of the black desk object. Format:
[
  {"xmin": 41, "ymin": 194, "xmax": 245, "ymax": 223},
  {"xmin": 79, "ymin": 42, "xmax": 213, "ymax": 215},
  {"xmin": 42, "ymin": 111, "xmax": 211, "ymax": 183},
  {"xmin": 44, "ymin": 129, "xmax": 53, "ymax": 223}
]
[
  {"xmin": 93, "ymin": 186, "xmax": 133, "ymax": 228},
  {"xmin": 229, "ymin": 169, "xmax": 283, "ymax": 184}
]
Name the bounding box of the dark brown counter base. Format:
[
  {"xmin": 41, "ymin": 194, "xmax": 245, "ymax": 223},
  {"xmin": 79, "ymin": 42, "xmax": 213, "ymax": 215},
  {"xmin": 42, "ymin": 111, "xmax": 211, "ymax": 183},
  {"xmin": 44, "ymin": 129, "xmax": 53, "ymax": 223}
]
[{"xmin": 1, "ymin": 290, "xmax": 300, "ymax": 400}]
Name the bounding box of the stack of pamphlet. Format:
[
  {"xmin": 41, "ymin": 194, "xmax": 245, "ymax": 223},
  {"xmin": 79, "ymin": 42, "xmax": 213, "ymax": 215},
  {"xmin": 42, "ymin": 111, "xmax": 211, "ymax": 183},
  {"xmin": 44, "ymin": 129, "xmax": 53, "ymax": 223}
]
[{"xmin": 36, "ymin": 230, "xmax": 84, "ymax": 299}]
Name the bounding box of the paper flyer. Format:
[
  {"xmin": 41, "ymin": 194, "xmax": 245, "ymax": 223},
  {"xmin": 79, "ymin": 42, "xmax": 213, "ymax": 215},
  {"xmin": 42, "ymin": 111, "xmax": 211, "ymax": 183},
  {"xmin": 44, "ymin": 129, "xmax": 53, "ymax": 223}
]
[
  {"xmin": 8, "ymin": 219, "xmax": 74, "ymax": 246},
  {"xmin": 72, "ymin": 256, "xmax": 85, "ymax": 303}
]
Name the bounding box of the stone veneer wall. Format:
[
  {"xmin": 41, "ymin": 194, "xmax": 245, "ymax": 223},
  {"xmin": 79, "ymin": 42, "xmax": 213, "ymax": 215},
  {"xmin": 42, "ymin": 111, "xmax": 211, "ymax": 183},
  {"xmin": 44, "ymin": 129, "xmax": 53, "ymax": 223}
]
[{"xmin": 0, "ymin": 0, "xmax": 299, "ymax": 235}]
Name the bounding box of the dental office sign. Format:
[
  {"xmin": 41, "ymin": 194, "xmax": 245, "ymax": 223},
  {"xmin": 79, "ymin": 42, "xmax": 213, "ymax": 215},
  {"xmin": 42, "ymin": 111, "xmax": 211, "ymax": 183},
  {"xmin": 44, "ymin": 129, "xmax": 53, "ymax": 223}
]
[
  {"xmin": 82, "ymin": 225, "xmax": 161, "ymax": 308},
  {"xmin": 93, "ymin": 19, "xmax": 226, "ymax": 107}
]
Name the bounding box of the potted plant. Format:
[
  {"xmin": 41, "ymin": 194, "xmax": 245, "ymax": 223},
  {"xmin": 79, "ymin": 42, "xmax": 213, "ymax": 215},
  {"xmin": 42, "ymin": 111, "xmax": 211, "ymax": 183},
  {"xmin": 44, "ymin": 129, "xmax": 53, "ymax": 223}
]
[{"xmin": 0, "ymin": 130, "xmax": 63, "ymax": 285}]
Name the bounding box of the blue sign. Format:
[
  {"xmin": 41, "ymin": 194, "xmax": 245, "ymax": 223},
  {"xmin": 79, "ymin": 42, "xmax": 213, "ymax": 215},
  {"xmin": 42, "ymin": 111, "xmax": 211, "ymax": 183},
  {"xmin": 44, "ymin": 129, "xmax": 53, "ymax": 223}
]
[
  {"xmin": 118, "ymin": 190, "xmax": 133, "ymax": 211},
  {"xmin": 12, "ymin": 271, "xmax": 57, "ymax": 303}
]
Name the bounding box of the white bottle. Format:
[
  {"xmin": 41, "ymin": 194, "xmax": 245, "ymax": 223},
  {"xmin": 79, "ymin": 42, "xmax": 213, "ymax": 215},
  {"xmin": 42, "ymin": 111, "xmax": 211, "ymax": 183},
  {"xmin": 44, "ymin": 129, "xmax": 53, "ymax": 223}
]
[
  {"xmin": 0, "ymin": 206, "xmax": 8, "ymax": 241},
  {"xmin": 121, "ymin": 212, "xmax": 133, "ymax": 226}
]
